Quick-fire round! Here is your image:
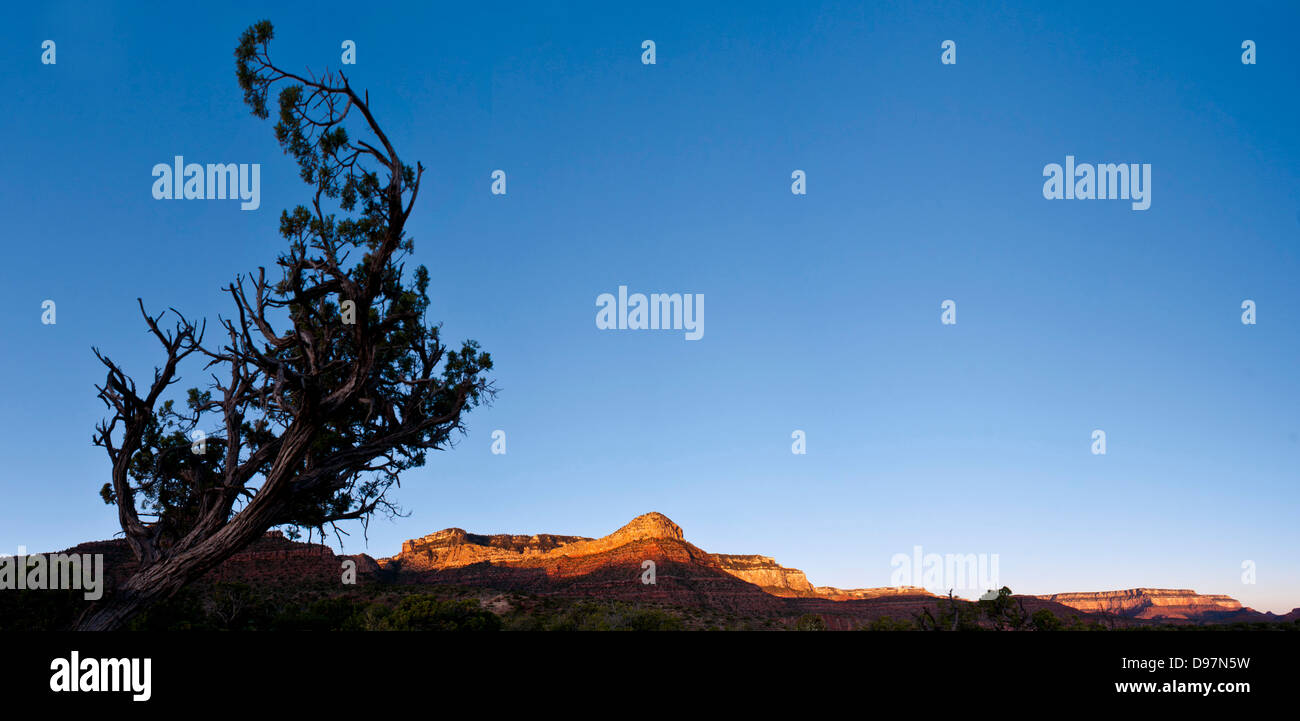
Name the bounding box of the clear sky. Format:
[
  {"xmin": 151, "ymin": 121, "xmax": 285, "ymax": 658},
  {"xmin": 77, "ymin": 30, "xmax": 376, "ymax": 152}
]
[{"xmin": 3, "ymin": 1, "xmax": 1297, "ymax": 612}]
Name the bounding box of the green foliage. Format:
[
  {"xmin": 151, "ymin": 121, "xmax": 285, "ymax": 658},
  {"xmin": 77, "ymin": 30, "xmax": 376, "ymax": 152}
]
[
  {"xmin": 977, "ymin": 587, "xmax": 1030, "ymax": 630},
  {"xmin": 378, "ymin": 596, "xmax": 502, "ymax": 631},
  {"xmin": 337, "ymin": 601, "xmax": 390, "ymax": 631},
  {"xmin": 861, "ymin": 616, "xmax": 915, "ymax": 631},
  {"xmin": 1064, "ymin": 615, "xmax": 1103, "ymax": 631},
  {"xmin": 234, "ymin": 21, "xmax": 275, "ymax": 118},
  {"xmin": 794, "ymin": 613, "xmax": 828, "ymax": 631},
  {"xmin": 916, "ymin": 592, "xmax": 983, "ymax": 631},
  {"xmin": 1030, "ymin": 609, "xmax": 1065, "ymax": 631},
  {"xmin": 97, "ymin": 401, "xmax": 234, "ymax": 548},
  {"xmin": 125, "ymin": 588, "xmax": 213, "ymax": 631},
  {"xmin": 505, "ymin": 600, "xmax": 685, "ymax": 631},
  {"xmin": 0, "ymin": 590, "xmax": 88, "ymax": 631}
]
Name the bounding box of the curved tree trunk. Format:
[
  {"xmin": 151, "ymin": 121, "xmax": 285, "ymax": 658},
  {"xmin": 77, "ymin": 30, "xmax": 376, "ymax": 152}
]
[{"xmin": 75, "ymin": 504, "xmax": 282, "ymax": 630}]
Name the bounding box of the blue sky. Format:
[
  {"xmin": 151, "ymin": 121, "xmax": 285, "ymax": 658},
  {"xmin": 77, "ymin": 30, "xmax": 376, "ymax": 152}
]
[{"xmin": 2, "ymin": 1, "xmax": 1297, "ymax": 612}]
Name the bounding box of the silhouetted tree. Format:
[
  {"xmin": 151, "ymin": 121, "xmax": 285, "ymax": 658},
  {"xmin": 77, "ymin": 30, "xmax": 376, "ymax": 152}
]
[
  {"xmin": 77, "ymin": 20, "xmax": 493, "ymax": 630},
  {"xmin": 977, "ymin": 586, "xmax": 1030, "ymax": 630},
  {"xmin": 1030, "ymin": 609, "xmax": 1064, "ymax": 631},
  {"xmin": 794, "ymin": 613, "xmax": 828, "ymax": 631},
  {"xmin": 861, "ymin": 616, "xmax": 915, "ymax": 631},
  {"xmin": 916, "ymin": 589, "xmax": 982, "ymax": 631}
]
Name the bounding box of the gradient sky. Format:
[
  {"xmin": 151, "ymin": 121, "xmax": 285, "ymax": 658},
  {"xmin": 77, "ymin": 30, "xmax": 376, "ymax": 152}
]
[{"xmin": 3, "ymin": 1, "xmax": 1297, "ymax": 612}]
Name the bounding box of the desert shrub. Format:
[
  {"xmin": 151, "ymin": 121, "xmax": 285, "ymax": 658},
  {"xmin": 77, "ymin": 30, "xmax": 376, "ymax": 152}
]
[
  {"xmin": 862, "ymin": 616, "xmax": 914, "ymax": 631},
  {"xmin": 508, "ymin": 600, "xmax": 684, "ymax": 631},
  {"xmin": 268, "ymin": 596, "xmax": 372, "ymax": 631},
  {"xmin": 380, "ymin": 596, "xmax": 501, "ymax": 631},
  {"xmin": 1030, "ymin": 609, "xmax": 1064, "ymax": 631},
  {"xmin": 0, "ymin": 589, "xmax": 87, "ymax": 631},
  {"xmin": 794, "ymin": 613, "xmax": 827, "ymax": 631}
]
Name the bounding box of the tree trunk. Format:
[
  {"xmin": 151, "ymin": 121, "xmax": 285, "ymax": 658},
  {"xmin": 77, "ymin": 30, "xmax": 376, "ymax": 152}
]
[{"xmin": 75, "ymin": 502, "xmax": 283, "ymax": 630}]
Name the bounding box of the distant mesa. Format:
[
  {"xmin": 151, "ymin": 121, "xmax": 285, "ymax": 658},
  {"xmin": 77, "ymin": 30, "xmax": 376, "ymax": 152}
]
[{"xmin": 1032, "ymin": 589, "xmax": 1247, "ymax": 621}]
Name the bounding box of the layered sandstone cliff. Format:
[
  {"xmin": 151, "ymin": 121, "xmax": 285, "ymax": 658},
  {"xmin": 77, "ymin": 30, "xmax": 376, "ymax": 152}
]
[
  {"xmin": 385, "ymin": 512, "xmax": 692, "ymax": 572},
  {"xmin": 395, "ymin": 528, "xmax": 590, "ymax": 571},
  {"xmin": 1033, "ymin": 588, "xmax": 1243, "ymax": 620},
  {"xmin": 384, "ymin": 512, "xmax": 936, "ymax": 605},
  {"xmin": 813, "ymin": 586, "xmax": 937, "ymax": 601},
  {"xmin": 709, "ymin": 554, "xmax": 931, "ymax": 600},
  {"xmin": 713, "ymin": 554, "xmax": 818, "ymax": 596}
]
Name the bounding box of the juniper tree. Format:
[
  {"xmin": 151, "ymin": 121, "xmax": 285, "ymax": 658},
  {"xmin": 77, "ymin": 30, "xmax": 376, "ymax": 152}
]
[
  {"xmin": 76, "ymin": 20, "xmax": 493, "ymax": 630},
  {"xmin": 978, "ymin": 586, "xmax": 1030, "ymax": 630}
]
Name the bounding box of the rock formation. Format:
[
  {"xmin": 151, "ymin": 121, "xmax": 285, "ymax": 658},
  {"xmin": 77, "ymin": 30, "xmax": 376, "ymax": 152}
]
[
  {"xmin": 383, "ymin": 512, "xmax": 930, "ymax": 602},
  {"xmin": 710, "ymin": 554, "xmax": 931, "ymax": 600},
  {"xmin": 41, "ymin": 512, "xmax": 1289, "ymax": 629},
  {"xmin": 1033, "ymin": 588, "xmax": 1244, "ymax": 620},
  {"xmin": 375, "ymin": 512, "xmax": 952, "ymax": 625},
  {"xmin": 712, "ymin": 554, "xmax": 818, "ymax": 596},
  {"xmin": 376, "ymin": 513, "xmax": 1291, "ymax": 626}
]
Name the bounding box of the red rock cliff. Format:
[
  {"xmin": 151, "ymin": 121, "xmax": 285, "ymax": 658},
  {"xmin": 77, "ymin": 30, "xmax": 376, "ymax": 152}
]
[{"xmin": 1033, "ymin": 588, "xmax": 1243, "ymax": 620}]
